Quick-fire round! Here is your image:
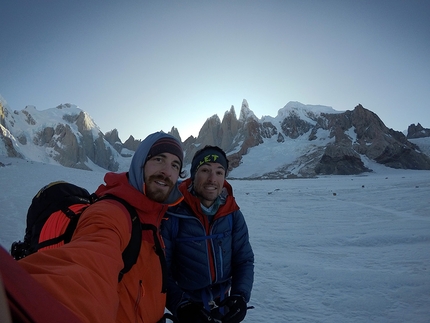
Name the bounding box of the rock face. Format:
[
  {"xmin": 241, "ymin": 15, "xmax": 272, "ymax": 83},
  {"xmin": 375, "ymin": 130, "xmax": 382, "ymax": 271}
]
[
  {"xmin": 1, "ymin": 96, "xmax": 429, "ymax": 177},
  {"xmin": 0, "ymin": 101, "xmax": 5, "ymax": 127},
  {"xmin": 105, "ymin": 129, "xmax": 123, "ymax": 153},
  {"xmin": 314, "ymin": 105, "xmax": 430, "ymax": 173},
  {"xmin": 315, "ymin": 144, "xmax": 371, "ymax": 175},
  {"xmin": 1, "ymin": 103, "xmax": 121, "ymax": 171},
  {"xmin": 407, "ymin": 123, "xmax": 430, "ymax": 139},
  {"xmin": 180, "ymin": 102, "xmax": 430, "ymax": 177},
  {"xmin": 0, "ymin": 127, "xmax": 22, "ymax": 158},
  {"xmin": 123, "ymin": 135, "xmax": 141, "ymax": 152},
  {"xmin": 1, "ymin": 102, "xmax": 22, "ymax": 158}
]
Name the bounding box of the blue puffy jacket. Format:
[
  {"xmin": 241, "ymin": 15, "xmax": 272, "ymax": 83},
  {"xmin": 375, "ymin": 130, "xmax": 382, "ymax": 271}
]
[{"xmin": 161, "ymin": 178, "xmax": 254, "ymax": 314}]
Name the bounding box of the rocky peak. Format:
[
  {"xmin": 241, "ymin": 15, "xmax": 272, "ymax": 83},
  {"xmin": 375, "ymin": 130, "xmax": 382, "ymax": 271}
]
[
  {"xmin": 220, "ymin": 106, "xmax": 240, "ymax": 151},
  {"xmin": 197, "ymin": 115, "xmax": 222, "ymax": 147},
  {"xmin": 239, "ymin": 99, "xmax": 257, "ymax": 122},
  {"xmin": 351, "ymin": 104, "xmax": 388, "ymax": 139},
  {"xmin": 407, "ymin": 123, "xmax": 430, "ymax": 139},
  {"xmin": 123, "ymin": 135, "xmax": 141, "ymax": 151},
  {"xmin": 105, "ymin": 129, "xmax": 122, "ymax": 153},
  {"xmin": 168, "ymin": 126, "xmax": 182, "ymax": 142},
  {"xmin": 318, "ymin": 105, "xmax": 430, "ymax": 171},
  {"xmin": 105, "ymin": 129, "xmax": 121, "ymax": 144},
  {"xmin": 0, "ymin": 99, "xmax": 6, "ymax": 127},
  {"xmin": 75, "ymin": 111, "xmax": 96, "ymax": 132},
  {"xmin": 181, "ymin": 115, "xmax": 222, "ymax": 166}
]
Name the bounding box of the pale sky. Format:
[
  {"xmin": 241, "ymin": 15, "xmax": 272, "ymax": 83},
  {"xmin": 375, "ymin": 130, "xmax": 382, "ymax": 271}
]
[{"xmin": 1, "ymin": 0, "xmax": 429, "ymax": 141}]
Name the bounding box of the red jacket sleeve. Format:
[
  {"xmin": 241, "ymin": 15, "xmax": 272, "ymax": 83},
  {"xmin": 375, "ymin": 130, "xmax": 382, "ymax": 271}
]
[{"xmin": 18, "ymin": 200, "xmax": 131, "ymax": 323}]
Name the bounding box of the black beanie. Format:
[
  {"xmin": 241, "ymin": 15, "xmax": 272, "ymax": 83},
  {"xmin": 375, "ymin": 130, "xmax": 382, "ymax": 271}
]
[
  {"xmin": 147, "ymin": 137, "xmax": 183, "ymax": 167},
  {"xmin": 190, "ymin": 145, "xmax": 228, "ymax": 179}
]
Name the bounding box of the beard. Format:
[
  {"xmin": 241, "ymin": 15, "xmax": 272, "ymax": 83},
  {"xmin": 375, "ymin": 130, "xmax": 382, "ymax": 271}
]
[{"xmin": 145, "ymin": 174, "xmax": 174, "ymax": 203}]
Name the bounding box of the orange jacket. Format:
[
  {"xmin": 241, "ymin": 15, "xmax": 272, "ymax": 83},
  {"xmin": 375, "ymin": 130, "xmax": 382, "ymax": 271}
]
[{"xmin": 19, "ymin": 172, "xmax": 182, "ymax": 323}]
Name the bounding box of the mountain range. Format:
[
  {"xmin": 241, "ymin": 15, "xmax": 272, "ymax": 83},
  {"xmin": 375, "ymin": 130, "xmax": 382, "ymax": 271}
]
[{"xmin": 1, "ymin": 94, "xmax": 430, "ymax": 179}]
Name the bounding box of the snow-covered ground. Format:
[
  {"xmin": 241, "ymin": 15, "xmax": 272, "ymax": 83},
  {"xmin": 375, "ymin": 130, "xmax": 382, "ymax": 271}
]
[{"xmin": 1, "ymin": 156, "xmax": 429, "ymax": 323}]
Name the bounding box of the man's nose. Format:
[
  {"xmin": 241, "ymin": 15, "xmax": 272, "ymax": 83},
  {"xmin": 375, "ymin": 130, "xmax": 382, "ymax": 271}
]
[
  {"xmin": 207, "ymin": 171, "xmax": 216, "ymax": 181},
  {"xmin": 159, "ymin": 163, "xmax": 173, "ymax": 177}
]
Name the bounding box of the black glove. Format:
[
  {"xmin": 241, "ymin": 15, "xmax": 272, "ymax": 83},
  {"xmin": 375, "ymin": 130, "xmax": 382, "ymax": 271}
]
[
  {"xmin": 218, "ymin": 295, "xmax": 247, "ymax": 323},
  {"xmin": 176, "ymin": 301, "xmax": 210, "ymax": 323}
]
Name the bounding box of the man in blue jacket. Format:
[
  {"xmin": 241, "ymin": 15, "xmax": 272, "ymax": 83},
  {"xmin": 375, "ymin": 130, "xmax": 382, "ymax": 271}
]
[{"xmin": 161, "ymin": 145, "xmax": 254, "ymax": 323}]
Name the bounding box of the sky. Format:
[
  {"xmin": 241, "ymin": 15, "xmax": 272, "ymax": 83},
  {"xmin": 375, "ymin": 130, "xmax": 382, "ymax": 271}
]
[
  {"xmin": 1, "ymin": 156, "xmax": 430, "ymax": 322},
  {"xmin": 1, "ymin": 1, "xmax": 430, "ymax": 142}
]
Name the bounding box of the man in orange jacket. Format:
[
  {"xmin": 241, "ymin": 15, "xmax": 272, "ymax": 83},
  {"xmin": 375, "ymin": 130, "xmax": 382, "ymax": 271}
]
[{"xmin": 18, "ymin": 132, "xmax": 184, "ymax": 323}]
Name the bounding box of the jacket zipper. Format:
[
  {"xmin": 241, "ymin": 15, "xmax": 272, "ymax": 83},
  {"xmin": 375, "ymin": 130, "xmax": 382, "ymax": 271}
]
[{"xmin": 218, "ymin": 241, "xmax": 224, "ymax": 278}]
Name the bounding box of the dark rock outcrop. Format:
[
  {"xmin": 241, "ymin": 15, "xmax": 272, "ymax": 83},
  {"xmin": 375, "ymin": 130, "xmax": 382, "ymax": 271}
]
[
  {"xmin": 123, "ymin": 135, "xmax": 141, "ymax": 152},
  {"xmin": 105, "ymin": 129, "xmax": 123, "ymax": 153},
  {"xmin": 315, "ymin": 144, "xmax": 371, "ymax": 175},
  {"xmin": 407, "ymin": 123, "xmax": 430, "ymax": 139}
]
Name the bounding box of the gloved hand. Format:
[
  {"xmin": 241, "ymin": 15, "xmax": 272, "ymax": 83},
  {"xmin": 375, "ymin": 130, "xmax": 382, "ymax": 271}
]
[
  {"xmin": 218, "ymin": 295, "xmax": 247, "ymax": 323},
  {"xmin": 176, "ymin": 301, "xmax": 210, "ymax": 323}
]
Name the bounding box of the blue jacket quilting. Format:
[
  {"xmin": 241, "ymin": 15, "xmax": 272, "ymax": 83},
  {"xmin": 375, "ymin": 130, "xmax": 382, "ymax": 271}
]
[{"xmin": 161, "ymin": 178, "xmax": 254, "ymax": 314}]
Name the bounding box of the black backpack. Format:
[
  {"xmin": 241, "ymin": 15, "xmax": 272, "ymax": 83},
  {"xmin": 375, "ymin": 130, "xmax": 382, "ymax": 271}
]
[{"xmin": 10, "ymin": 181, "xmax": 142, "ymax": 282}]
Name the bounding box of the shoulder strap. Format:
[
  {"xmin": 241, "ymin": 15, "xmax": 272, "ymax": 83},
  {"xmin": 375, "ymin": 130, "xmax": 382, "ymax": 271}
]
[
  {"xmin": 35, "ymin": 217, "xmax": 79, "ymax": 250},
  {"xmin": 141, "ymin": 223, "xmax": 168, "ymax": 293},
  {"xmin": 96, "ymin": 194, "xmax": 142, "ymax": 282}
]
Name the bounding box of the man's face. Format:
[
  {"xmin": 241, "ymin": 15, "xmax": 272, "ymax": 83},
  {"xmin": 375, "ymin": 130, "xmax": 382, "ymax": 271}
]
[
  {"xmin": 193, "ymin": 162, "xmax": 225, "ymax": 208},
  {"xmin": 144, "ymin": 152, "xmax": 181, "ymax": 203}
]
